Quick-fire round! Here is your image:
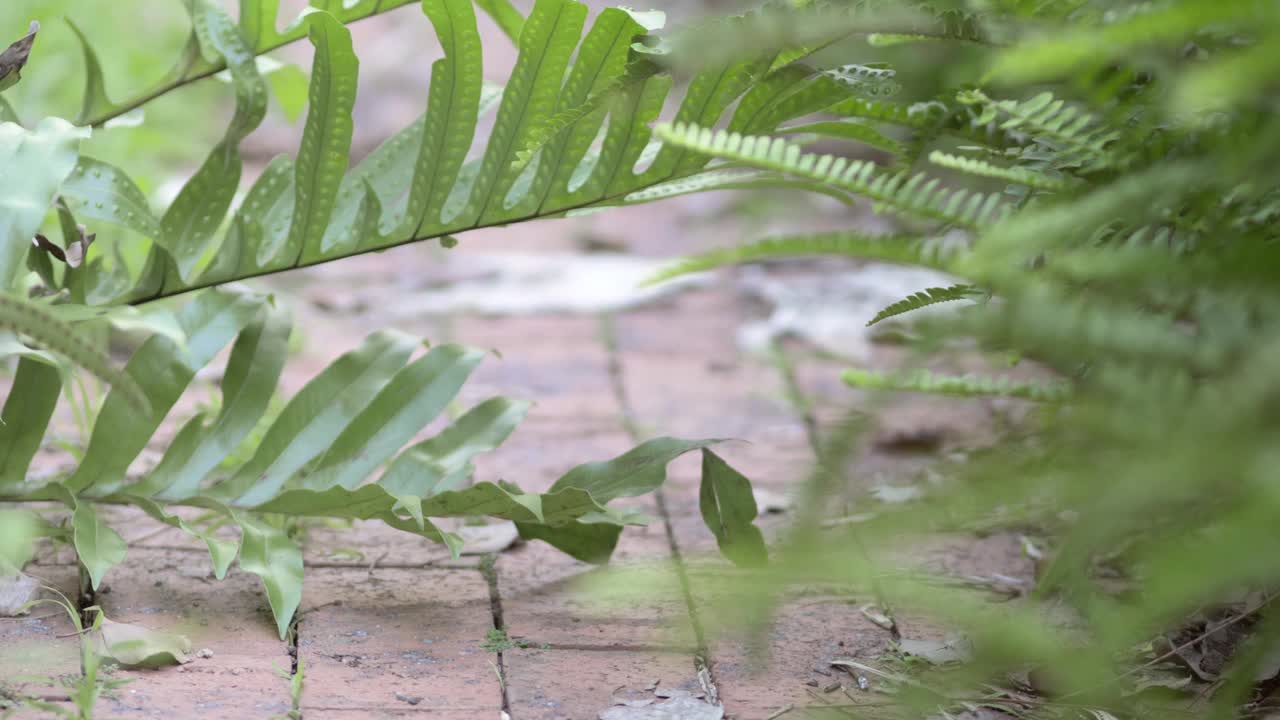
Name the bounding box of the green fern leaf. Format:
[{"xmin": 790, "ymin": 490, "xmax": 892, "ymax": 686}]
[
  {"xmin": 842, "ymin": 367, "xmax": 1071, "ymax": 402},
  {"xmin": 290, "ymin": 12, "xmax": 359, "ymax": 266},
  {"xmin": 60, "ymin": 157, "xmax": 162, "ymax": 240},
  {"xmin": 866, "ymin": 284, "xmax": 982, "ymax": 326},
  {"xmin": 0, "ymin": 294, "xmax": 148, "ymax": 412},
  {"xmin": 156, "ymin": 0, "xmax": 267, "ymax": 286},
  {"xmin": 928, "ymin": 150, "xmax": 1074, "ymax": 191},
  {"xmin": 654, "ymin": 123, "xmax": 1009, "ymax": 228}
]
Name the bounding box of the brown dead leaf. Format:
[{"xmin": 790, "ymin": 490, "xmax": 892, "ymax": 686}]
[{"xmin": 0, "ymin": 21, "xmax": 39, "ymax": 93}]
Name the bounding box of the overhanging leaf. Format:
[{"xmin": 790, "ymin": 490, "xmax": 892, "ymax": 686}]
[
  {"xmin": 699, "ymin": 449, "xmax": 767, "ymax": 567},
  {"xmin": 236, "ymin": 514, "xmax": 303, "ymax": 639},
  {"xmin": 89, "ymin": 612, "xmax": 193, "ymax": 668},
  {"xmin": 71, "ymin": 502, "xmax": 128, "ymax": 590}
]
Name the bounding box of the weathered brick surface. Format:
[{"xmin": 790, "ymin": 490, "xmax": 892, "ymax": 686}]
[
  {"xmin": 0, "ymin": 565, "xmax": 81, "ymax": 716},
  {"xmin": 298, "ymin": 567, "xmax": 501, "ymax": 716},
  {"xmin": 91, "ymin": 548, "xmax": 293, "ymax": 718},
  {"xmin": 505, "ymin": 647, "xmax": 701, "ymax": 720},
  {"xmin": 710, "ymin": 598, "xmax": 896, "ymax": 720}
]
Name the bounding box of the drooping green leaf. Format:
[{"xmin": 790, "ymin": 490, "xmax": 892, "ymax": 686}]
[
  {"xmin": 236, "ymin": 515, "xmax": 303, "ymax": 639},
  {"xmin": 699, "ymin": 449, "xmax": 767, "ymax": 567},
  {"xmin": 515, "ymin": 520, "xmax": 622, "ymax": 564},
  {"xmin": 72, "ymin": 502, "xmax": 128, "ymax": 589},
  {"xmin": 549, "ymin": 437, "xmax": 719, "ymax": 502}
]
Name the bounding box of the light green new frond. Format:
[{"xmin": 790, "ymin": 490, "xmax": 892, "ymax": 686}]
[
  {"xmin": 654, "ymin": 123, "xmax": 1009, "ymax": 228},
  {"xmin": 642, "ymin": 231, "xmax": 953, "ymax": 286},
  {"xmin": 867, "ymin": 284, "xmax": 983, "ymax": 326},
  {"xmin": 959, "ymin": 90, "xmax": 1120, "ymax": 169},
  {"xmin": 928, "ymin": 150, "xmax": 1075, "ymax": 191},
  {"xmin": 842, "ymin": 367, "xmax": 1071, "ymax": 402}
]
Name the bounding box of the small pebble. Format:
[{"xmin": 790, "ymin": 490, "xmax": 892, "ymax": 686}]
[
  {"xmin": 395, "ymin": 693, "xmax": 423, "ymax": 706},
  {"xmin": 804, "ymin": 680, "xmax": 819, "ymax": 688},
  {"xmin": 196, "ymin": 648, "xmax": 214, "ymax": 659}
]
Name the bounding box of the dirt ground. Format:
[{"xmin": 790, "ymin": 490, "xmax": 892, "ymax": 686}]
[{"xmin": 2, "ymin": 4, "xmax": 1040, "ymax": 718}]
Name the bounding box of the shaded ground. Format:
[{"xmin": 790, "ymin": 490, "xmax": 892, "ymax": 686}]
[{"xmin": 3, "ymin": 3, "xmax": 1038, "ymax": 718}]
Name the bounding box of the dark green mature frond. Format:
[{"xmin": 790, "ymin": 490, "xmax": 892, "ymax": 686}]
[
  {"xmin": 48, "ymin": 0, "xmax": 823, "ymax": 306},
  {"xmin": 654, "ymin": 123, "xmax": 1010, "ymax": 228},
  {"xmin": 643, "ymin": 232, "xmax": 957, "ymax": 286},
  {"xmin": 842, "ymin": 367, "xmax": 1071, "ymax": 401},
  {"xmin": 866, "ymin": 284, "xmax": 982, "ymax": 326},
  {"xmin": 0, "ymin": 289, "xmax": 754, "ymax": 636}
]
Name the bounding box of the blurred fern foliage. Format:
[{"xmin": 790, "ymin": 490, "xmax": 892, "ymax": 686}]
[{"xmin": 646, "ymin": 0, "xmax": 1280, "ymax": 716}]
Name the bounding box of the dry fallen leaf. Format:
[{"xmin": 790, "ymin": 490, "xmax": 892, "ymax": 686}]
[
  {"xmin": 89, "ymin": 614, "xmax": 192, "ymax": 668},
  {"xmin": 0, "ymin": 21, "xmax": 39, "ymax": 93}
]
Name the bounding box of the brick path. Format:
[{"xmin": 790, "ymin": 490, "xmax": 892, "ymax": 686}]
[
  {"xmin": 5, "ymin": 241, "xmax": 1034, "ymax": 718},
  {"xmin": 3, "ymin": 6, "xmax": 1035, "ymax": 715}
]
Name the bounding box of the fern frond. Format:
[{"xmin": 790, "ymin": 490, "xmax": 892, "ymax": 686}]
[
  {"xmin": 842, "ymin": 367, "xmax": 1071, "ymax": 402},
  {"xmin": 642, "ymin": 231, "xmax": 957, "ymax": 285},
  {"xmin": 0, "ymin": 294, "xmax": 147, "ymax": 411},
  {"xmin": 928, "ymin": 150, "xmax": 1074, "ymax": 191},
  {"xmin": 958, "ymin": 90, "xmax": 1121, "ymax": 169},
  {"xmin": 654, "ymin": 123, "xmax": 1010, "ymax": 228},
  {"xmin": 866, "ymin": 284, "xmax": 982, "ymax": 326}
]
